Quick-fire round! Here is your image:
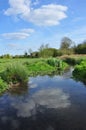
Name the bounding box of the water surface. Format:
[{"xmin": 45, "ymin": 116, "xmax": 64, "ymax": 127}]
[{"xmin": 0, "ymin": 68, "xmax": 86, "ymax": 130}]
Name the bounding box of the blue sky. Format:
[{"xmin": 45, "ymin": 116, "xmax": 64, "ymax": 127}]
[{"xmin": 0, "ymin": 0, "xmax": 86, "ymax": 55}]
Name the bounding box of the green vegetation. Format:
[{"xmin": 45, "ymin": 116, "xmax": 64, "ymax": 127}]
[
  {"xmin": 0, "ymin": 37, "xmax": 86, "ymax": 59},
  {"xmin": 0, "ymin": 58, "xmax": 68, "ymax": 93},
  {"xmin": 74, "ymin": 41, "xmax": 86, "ymax": 54},
  {"xmin": 0, "ymin": 64, "xmax": 28, "ymax": 93},
  {"xmin": 63, "ymin": 57, "xmax": 82, "ymax": 65},
  {"xmin": 73, "ymin": 60, "xmax": 86, "ymax": 84},
  {"xmin": 0, "ymin": 64, "xmax": 28, "ymax": 84},
  {"xmin": 0, "ymin": 77, "xmax": 8, "ymax": 93},
  {"xmin": 47, "ymin": 58, "xmax": 68, "ymax": 70},
  {"xmin": 24, "ymin": 58, "xmax": 68, "ymax": 76},
  {"xmin": 26, "ymin": 60, "xmax": 55, "ymax": 76},
  {"xmin": 0, "ymin": 36, "xmax": 86, "ymax": 93}
]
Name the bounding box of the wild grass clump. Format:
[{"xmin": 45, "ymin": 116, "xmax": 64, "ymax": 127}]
[
  {"xmin": 0, "ymin": 77, "xmax": 8, "ymax": 93},
  {"xmin": 0, "ymin": 64, "xmax": 28, "ymax": 85},
  {"xmin": 26, "ymin": 61, "xmax": 55, "ymax": 76},
  {"xmin": 47, "ymin": 58, "xmax": 68, "ymax": 70},
  {"xmin": 47, "ymin": 58, "xmax": 59, "ymax": 67},
  {"xmin": 73, "ymin": 60, "xmax": 86, "ymax": 84}
]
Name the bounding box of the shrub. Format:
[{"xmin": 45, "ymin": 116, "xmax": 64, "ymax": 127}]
[
  {"xmin": 47, "ymin": 58, "xmax": 68, "ymax": 70},
  {"xmin": 0, "ymin": 64, "xmax": 28, "ymax": 85},
  {"xmin": 0, "ymin": 77, "xmax": 8, "ymax": 93},
  {"xmin": 47, "ymin": 58, "xmax": 58, "ymax": 67},
  {"xmin": 73, "ymin": 60, "xmax": 86, "ymax": 84},
  {"xmin": 64, "ymin": 57, "xmax": 82, "ymax": 65}
]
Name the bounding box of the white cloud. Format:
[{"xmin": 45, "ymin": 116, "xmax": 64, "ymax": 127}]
[
  {"xmin": 2, "ymin": 32, "xmax": 30, "ymax": 39},
  {"xmin": 4, "ymin": 0, "xmax": 68, "ymax": 26},
  {"xmin": 1, "ymin": 28, "xmax": 34, "ymax": 40},
  {"xmin": 4, "ymin": 0, "xmax": 31, "ymax": 16},
  {"xmin": 28, "ymin": 4, "xmax": 68, "ymax": 26},
  {"xmin": 20, "ymin": 28, "xmax": 35, "ymax": 33}
]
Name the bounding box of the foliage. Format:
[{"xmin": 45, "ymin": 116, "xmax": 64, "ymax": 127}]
[
  {"xmin": 47, "ymin": 58, "xmax": 68, "ymax": 70},
  {"xmin": 39, "ymin": 48, "xmax": 59, "ymax": 58},
  {"xmin": 31, "ymin": 51, "xmax": 39, "ymax": 58},
  {"xmin": 59, "ymin": 37, "xmax": 75, "ymax": 55},
  {"xmin": 60, "ymin": 48, "xmax": 75, "ymax": 55},
  {"xmin": 1, "ymin": 54, "xmax": 12, "ymax": 59},
  {"xmin": 75, "ymin": 41, "xmax": 86, "ymax": 54},
  {"xmin": 60, "ymin": 37, "xmax": 73, "ymax": 49},
  {"xmin": 73, "ymin": 60, "xmax": 86, "ymax": 84},
  {"xmin": 64, "ymin": 57, "xmax": 82, "ymax": 65},
  {"xmin": 47, "ymin": 58, "xmax": 60, "ymax": 66},
  {"xmin": 0, "ymin": 77, "xmax": 8, "ymax": 93},
  {"xmin": 0, "ymin": 64, "xmax": 28, "ymax": 84},
  {"xmin": 26, "ymin": 61, "xmax": 56, "ymax": 76}
]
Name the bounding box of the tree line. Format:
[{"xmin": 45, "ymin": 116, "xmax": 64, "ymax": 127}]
[{"xmin": 0, "ymin": 37, "xmax": 86, "ymax": 58}]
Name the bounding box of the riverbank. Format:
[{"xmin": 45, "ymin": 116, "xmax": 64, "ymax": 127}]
[
  {"xmin": 0, "ymin": 56, "xmax": 86, "ymax": 94},
  {"xmin": 0, "ymin": 58, "xmax": 68, "ymax": 93}
]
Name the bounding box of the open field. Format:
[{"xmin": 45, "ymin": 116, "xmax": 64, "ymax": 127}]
[
  {"xmin": 0, "ymin": 55, "xmax": 86, "ymax": 72},
  {"xmin": 0, "ymin": 58, "xmax": 42, "ymax": 72}
]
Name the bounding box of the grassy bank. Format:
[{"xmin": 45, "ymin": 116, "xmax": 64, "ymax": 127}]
[
  {"xmin": 0, "ymin": 63, "xmax": 28, "ymax": 93},
  {"xmin": 0, "ymin": 58, "xmax": 68, "ymax": 93},
  {"xmin": 60, "ymin": 55, "xmax": 86, "ymax": 65},
  {"xmin": 0, "ymin": 56, "xmax": 86, "ymax": 93},
  {"xmin": 25, "ymin": 58, "xmax": 68, "ymax": 76},
  {"xmin": 73, "ymin": 60, "xmax": 86, "ymax": 84}
]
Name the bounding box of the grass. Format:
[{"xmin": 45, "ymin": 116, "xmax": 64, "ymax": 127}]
[
  {"xmin": 0, "ymin": 77, "xmax": 8, "ymax": 93},
  {"xmin": 0, "ymin": 58, "xmax": 68, "ymax": 74},
  {"xmin": 0, "ymin": 63, "xmax": 28, "ymax": 93},
  {"xmin": 0, "ymin": 56, "xmax": 86, "ymax": 93},
  {"xmin": 0, "ymin": 57, "xmax": 76, "ymax": 94},
  {"xmin": 60, "ymin": 54, "xmax": 86, "ymax": 65},
  {"xmin": 73, "ymin": 60, "xmax": 86, "ymax": 84},
  {"xmin": 0, "ymin": 63, "xmax": 28, "ymax": 84},
  {"xmin": 26, "ymin": 60, "xmax": 56, "ymax": 76},
  {"xmin": 0, "ymin": 58, "xmax": 41, "ymax": 72}
]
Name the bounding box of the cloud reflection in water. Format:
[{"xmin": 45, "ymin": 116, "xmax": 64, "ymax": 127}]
[{"xmin": 11, "ymin": 88, "xmax": 71, "ymax": 118}]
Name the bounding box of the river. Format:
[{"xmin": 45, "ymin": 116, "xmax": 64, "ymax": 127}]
[{"xmin": 0, "ymin": 67, "xmax": 86, "ymax": 130}]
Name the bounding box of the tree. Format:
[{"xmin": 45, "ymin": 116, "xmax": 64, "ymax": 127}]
[
  {"xmin": 60, "ymin": 37, "xmax": 73, "ymax": 49},
  {"xmin": 2, "ymin": 54, "xmax": 12, "ymax": 59},
  {"xmin": 74, "ymin": 40, "xmax": 86, "ymax": 54},
  {"xmin": 24, "ymin": 51, "xmax": 28, "ymax": 57},
  {"xmin": 38, "ymin": 44, "xmax": 45, "ymax": 52}
]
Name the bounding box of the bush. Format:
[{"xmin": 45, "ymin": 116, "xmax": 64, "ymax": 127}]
[
  {"xmin": 0, "ymin": 64, "xmax": 28, "ymax": 85},
  {"xmin": 47, "ymin": 58, "xmax": 59, "ymax": 67},
  {"xmin": 0, "ymin": 77, "xmax": 8, "ymax": 93},
  {"xmin": 64, "ymin": 57, "xmax": 82, "ymax": 65},
  {"xmin": 73, "ymin": 60, "xmax": 86, "ymax": 84},
  {"xmin": 47, "ymin": 58, "xmax": 68, "ymax": 70}
]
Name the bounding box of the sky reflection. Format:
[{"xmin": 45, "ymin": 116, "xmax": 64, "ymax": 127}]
[{"xmin": 11, "ymin": 88, "xmax": 71, "ymax": 118}]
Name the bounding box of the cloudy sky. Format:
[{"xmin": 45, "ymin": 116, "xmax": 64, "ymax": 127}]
[{"xmin": 0, "ymin": 0, "xmax": 86, "ymax": 55}]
